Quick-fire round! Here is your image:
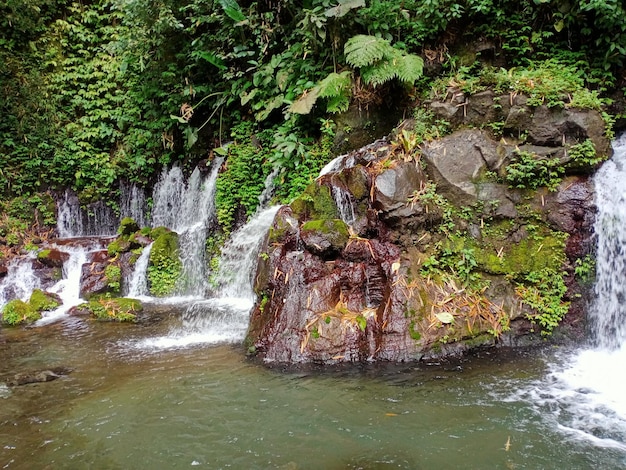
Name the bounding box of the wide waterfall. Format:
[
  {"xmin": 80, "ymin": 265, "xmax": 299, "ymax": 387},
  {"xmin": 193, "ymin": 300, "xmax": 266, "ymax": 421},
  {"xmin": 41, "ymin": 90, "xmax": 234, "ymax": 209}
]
[
  {"xmin": 0, "ymin": 256, "xmax": 41, "ymax": 305},
  {"xmin": 57, "ymin": 190, "xmax": 118, "ymax": 237},
  {"xmin": 150, "ymin": 159, "xmax": 223, "ymax": 297}
]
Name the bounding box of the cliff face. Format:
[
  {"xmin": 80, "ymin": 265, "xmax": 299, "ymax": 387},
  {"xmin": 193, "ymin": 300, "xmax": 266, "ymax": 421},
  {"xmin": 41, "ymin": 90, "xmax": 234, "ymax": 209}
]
[{"xmin": 246, "ymin": 95, "xmax": 610, "ymax": 364}]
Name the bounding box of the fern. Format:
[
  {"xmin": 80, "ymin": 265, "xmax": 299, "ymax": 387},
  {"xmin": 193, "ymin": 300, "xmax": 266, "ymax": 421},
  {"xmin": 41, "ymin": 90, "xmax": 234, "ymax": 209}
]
[
  {"xmin": 361, "ymin": 59, "xmax": 397, "ymax": 87},
  {"xmin": 396, "ymin": 54, "xmax": 424, "ymax": 84},
  {"xmin": 344, "ymin": 35, "xmax": 394, "ymax": 68},
  {"xmin": 289, "ymin": 71, "xmax": 352, "ymax": 115}
]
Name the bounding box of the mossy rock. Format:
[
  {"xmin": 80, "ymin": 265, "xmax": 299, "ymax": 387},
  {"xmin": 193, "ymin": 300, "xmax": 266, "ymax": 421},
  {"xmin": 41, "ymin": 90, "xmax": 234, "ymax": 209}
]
[
  {"xmin": 78, "ymin": 297, "xmax": 142, "ymax": 322},
  {"xmin": 290, "ymin": 183, "xmax": 339, "ymax": 221},
  {"xmin": 107, "ymin": 238, "xmax": 131, "ymax": 256},
  {"xmin": 29, "ymin": 289, "xmax": 61, "ymax": 312},
  {"xmin": 446, "ymin": 221, "xmax": 567, "ymax": 277},
  {"xmin": 148, "ymin": 230, "xmax": 182, "ymax": 297},
  {"xmin": 118, "ymin": 217, "xmax": 140, "ymax": 237},
  {"xmin": 1, "ymin": 299, "xmax": 40, "ymax": 325},
  {"xmin": 150, "ymin": 226, "xmax": 171, "ymax": 240},
  {"xmin": 300, "ymin": 219, "xmax": 350, "ymax": 257}
]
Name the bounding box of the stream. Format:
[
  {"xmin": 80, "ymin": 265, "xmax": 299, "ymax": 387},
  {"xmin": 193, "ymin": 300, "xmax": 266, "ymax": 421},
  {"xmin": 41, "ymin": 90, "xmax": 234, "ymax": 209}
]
[{"xmin": 1, "ymin": 317, "xmax": 624, "ymax": 470}]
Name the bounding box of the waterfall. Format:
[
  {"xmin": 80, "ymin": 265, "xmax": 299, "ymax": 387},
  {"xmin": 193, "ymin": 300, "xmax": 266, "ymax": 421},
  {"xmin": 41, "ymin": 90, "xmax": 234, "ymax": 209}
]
[
  {"xmin": 120, "ymin": 182, "xmax": 148, "ymax": 228},
  {"xmin": 331, "ymin": 185, "xmax": 357, "ymax": 226},
  {"xmin": 589, "ymin": 132, "xmax": 626, "ymax": 349},
  {"xmin": 150, "ymin": 158, "xmax": 224, "ymax": 297},
  {"xmin": 57, "ymin": 190, "xmax": 118, "ymax": 237},
  {"xmin": 508, "ymin": 133, "xmax": 626, "ymax": 451},
  {"xmin": 126, "ymin": 243, "xmax": 153, "ymax": 298},
  {"xmin": 0, "ymin": 256, "xmax": 41, "ymax": 306},
  {"xmin": 212, "ymin": 206, "xmax": 281, "ymax": 301},
  {"xmin": 38, "ymin": 244, "xmax": 92, "ymax": 324}
]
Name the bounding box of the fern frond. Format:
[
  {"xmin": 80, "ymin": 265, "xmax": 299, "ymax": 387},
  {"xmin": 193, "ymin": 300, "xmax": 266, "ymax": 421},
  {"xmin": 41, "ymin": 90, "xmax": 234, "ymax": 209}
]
[
  {"xmin": 396, "ymin": 54, "xmax": 424, "ymax": 85},
  {"xmin": 344, "ymin": 35, "xmax": 394, "ymax": 68},
  {"xmin": 317, "ymin": 71, "xmax": 353, "ymax": 98},
  {"xmin": 361, "ymin": 60, "xmax": 397, "ymax": 87},
  {"xmin": 289, "ymin": 87, "xmax": 321, "ymax": 115},
  {"xmin": 325, "ymin": 94, "xmax": 351, "ymax": 113}
]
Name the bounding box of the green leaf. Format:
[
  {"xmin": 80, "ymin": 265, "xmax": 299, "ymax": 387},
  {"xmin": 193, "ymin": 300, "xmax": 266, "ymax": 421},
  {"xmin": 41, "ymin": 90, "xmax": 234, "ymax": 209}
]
[
  {"xmin": 170, "ymin": 114, "xmax": 187, "ymax": 124},
  {"xmin": 325, "ymin": 0, "xmax": 365, "ymax": 18},
  {"xmin": 344, "ymin": 35, "xmax": 394, "ymax": 68},
  {"xmin": 184, "ymin": 127, "xmax": 198, "ymax": 148},
  {"xmin": 435, "ymin": 312, "xmax": 455, "ymax": 324},
  {"xmin": 289, "ymin": 87, "xmax": 320, "ymax": 115},
  {"xmin": 219, "ymin": 0, "xmax": 246, "ymax": 22},
  {"xmin": 395, "ymin": 54, "xmax": 424, "ymax": 85},
  {"xmin": 317, "ymin": 70, "xmax": 353, "ymax": 98}
]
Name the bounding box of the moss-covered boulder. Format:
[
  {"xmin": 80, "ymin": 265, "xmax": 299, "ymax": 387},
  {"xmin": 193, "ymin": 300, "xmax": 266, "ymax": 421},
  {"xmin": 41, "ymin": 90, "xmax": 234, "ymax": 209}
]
[
  {"xmin": 1, "ymin": 299, "xmax": 40, "ymax": 325},
  {"xmin": 290, "ymin": 184, "xmax": 339, "ymax": 221},
  {"xmin": 300, "ymin": 219, "xmax": 350, "ymax": 258},
  {"xmin": 147, "ymin": 230, "xmax": 182, "ymax": 296},
  {"xmin": 1, "ymin": 289, "xmax": 60, "ymax": 325},
  {"xmin": 74, "ymin": 297, "xmax": 142, "ymax": 322},
  {"xmin": 117, "ymin": 217, "xmax": 140, "ymax": 237},
  {"xmin": 37, "ymin": 249, "xmax": 70, "ymax": 268},
  {"xmin": 29, "ymin": 289, "xmax": 61, "ymax": 312}
]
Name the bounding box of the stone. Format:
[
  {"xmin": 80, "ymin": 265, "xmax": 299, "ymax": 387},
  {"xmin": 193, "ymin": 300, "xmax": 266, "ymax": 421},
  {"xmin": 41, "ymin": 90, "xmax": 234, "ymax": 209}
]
[
  {"xmin": 373, "ymin": 162, "xmax": 427, "ymax": 222},
  {"xmin": 300, "ymin": 219, "xmax": 350, "ymax": 258},
  {"xmin": 36, "ymin": 248, "xmax": 70, "ymax": 268}
]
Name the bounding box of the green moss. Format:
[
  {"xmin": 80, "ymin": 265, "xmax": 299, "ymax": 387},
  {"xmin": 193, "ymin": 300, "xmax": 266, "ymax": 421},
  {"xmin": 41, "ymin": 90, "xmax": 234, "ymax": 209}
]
[
  {"xmin": 301, "ymin": 218, "xmax": 350, "ymax": 251},
  {"xmin": 79, "ymin": 297, "xmax": 142, "ymax": 322},
  {"xmin": 1, "ymin": 299, "xmax": 40, "ymax": 325},
  {"xmin": 118, "ymin": 217, "xmax": 140, "ymax": 236},
  {"xmin": 29, "ymin": 289, "xmax": 60, "ymax": 312},
  {"xmin": 36, "ymin": 249, "xmax": 51, "ymax": 261},
  {"xmin": 290, "ymin": 183, "xmax": 339, "ymax": 221},
  {"xmin": 147, "ymin": 230, "xmax": 182, "ymax": 297},
  {"xmin": 446, "ymin": 221, "xmax": 567, "ymax": 277},
  {"xmin": 150, "ymin": 226, "xmax": 170, "ymax": 240},
  {"xmin": 408, "ymin": 320, "xmax": 422, "ymax": 341},
  {"xmin": 107, "ymin": 239, "xmax": 131, "ymax": 256}
]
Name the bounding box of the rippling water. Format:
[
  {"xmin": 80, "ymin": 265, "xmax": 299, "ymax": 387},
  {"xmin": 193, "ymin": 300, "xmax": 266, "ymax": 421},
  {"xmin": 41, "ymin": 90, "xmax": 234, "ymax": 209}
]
[{"xmin": 1, "ymin": 309, "xmax": 625, "ymax": 470}]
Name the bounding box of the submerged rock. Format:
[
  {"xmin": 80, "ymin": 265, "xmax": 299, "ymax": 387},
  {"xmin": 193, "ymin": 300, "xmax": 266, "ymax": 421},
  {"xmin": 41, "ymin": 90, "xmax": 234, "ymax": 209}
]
[{"xmin": 6, "ymin": 366, "xmax": 72, "ymax": 386}]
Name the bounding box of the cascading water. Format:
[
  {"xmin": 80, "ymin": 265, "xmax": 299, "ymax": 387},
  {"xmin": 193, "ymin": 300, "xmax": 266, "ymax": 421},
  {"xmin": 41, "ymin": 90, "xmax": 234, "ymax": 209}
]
[
  {"xmin": 508, "ymin": 133, "xmax": 626, "ymax": 452},
  {"xmin": 120, "ymin": 181, "xmax": 148, "ymax": 228},
  {"xmin": 150, "ymin": 159, "xmax": 223, "ymax": 297},
  {"xmin": 331, "ymin": 185, "xmax": 357, "ymax": 226},
  {"xmin": 38, "ymin": 243, "xmax": 93, "ymax": 324},
  {"xmin": 126, "ymin": 242, "xmax": 153, "ymax": 298},
  {"xmin": 57, "ymin": 190, "xmax": 118, "ymax": 237},
  {"xmin": 0, "ymin": 256, "xmax": 41, "ymax": 305}
]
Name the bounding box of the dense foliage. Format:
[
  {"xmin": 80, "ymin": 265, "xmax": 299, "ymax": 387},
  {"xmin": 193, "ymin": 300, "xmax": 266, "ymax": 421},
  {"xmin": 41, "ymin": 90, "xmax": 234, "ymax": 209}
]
[{"xmin": 1, "ymin": 0, "xmax": 625, "ymax": 206}]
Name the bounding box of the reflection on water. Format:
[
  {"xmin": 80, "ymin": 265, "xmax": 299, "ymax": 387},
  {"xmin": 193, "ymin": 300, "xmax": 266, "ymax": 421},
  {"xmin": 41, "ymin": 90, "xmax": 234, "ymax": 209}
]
[{"xmin": 1, "ymin": 311, "xmax": 626, "ymax": 470}]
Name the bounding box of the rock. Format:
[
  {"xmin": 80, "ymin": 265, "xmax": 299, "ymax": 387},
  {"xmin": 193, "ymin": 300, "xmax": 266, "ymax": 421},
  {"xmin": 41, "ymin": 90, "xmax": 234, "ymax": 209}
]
[
  {"xmin": 36, "ymin": 248, "xmax": 70, "ymax": 268},
  {"xmin": 0, "ymin": 262, "xmax": 7, "ymax": 278},
  {"xmin": 300, "ymin": 219, "xmax": 350, "ymax": 258},
  {"xmin": 6, "ymin": 366, "xmax": 72, "ymax": 386},
  {"xmin": 422, "ymin": 129, "xmax": 505, "ymax": 203},
  {"xmin": 80, "ymin": 258, "xmax": 111, "ymax": 299},
  {"xmin": 373, "ymin": 162, "xmax": 428, "ymax": 222}
]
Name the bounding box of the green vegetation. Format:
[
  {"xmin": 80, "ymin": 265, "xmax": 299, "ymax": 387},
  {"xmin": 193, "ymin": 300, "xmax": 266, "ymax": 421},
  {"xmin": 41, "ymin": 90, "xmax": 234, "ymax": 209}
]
[
  {"xmin": 78, "ymin": 297, "xmax": 142, "ymax": 322},
  {"xmin": 1, "ymin": 0, "xmax": 624, "ymax": 206},
  {"xmin": 1, "ymin": 289, "xmax": 60, "ymax": 326},
  {"xmin": 516, "ymin": 268, "xmax": 569, "ymax": 335},
  {"xmin": 505, "ymin": 150, "xmax": 564, "ymax": 191},
  {"xmin": 147, "ymin": 230, "xmax": 182, "ymax": 296}
]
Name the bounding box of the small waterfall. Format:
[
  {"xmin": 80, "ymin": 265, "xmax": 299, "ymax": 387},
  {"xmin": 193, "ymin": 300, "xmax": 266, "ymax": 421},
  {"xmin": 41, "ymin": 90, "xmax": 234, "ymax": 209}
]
[
  {"xmin": 0, "ymin": 256, "xmax": 41, "ymax": 306},
  {"xmin": 120, "ymin": 182, "xmax": 148, "ymax": 228},
  {"xmin": 57, "ymin": 190, "xmax": 118, "ymax": 237},
  {"xmin": 331, "ymin": 185, "xmax": 357, "ymax": 226},
  {"xmin": 126, "ymin": 243, "xmax": 153, "ymax": 298},
  {"xmin": 150, "ymin": 158, "xmax": 224, "ymax": 297},
  {"xmin": 134, "ymin": 204, "xmax": 281, "ymax": 350},
  {"xmin": 213, "ymin": 205, "xmax": 281, "ymax": 301}
]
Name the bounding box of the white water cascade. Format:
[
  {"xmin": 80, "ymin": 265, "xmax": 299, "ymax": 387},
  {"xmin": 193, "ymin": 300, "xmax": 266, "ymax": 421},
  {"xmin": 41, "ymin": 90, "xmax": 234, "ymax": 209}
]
[
  {"xmin": 38, "ymin": 243, "xmax": 94, "ymax": 324},
  {"xmin": 509, "ymin": 133, "xmax": 626, "ymax": 452},
  {"xmin": 120, "ymin": 181, "xmax": 148, "ymax": 228},
  {"xmin": 126, "ymin": 242, "xmax": 153, "ymax": 298},
  {"xmin": 57, "ymin": 190, "xmax": 118, "ymax": 237},
  {"xmin": 0, "ymin": 256, "xmax": 41, "ymax": 305},
  {"xmin": 150, "ymin": 159, "xmax": 223, "ymax": 297}
]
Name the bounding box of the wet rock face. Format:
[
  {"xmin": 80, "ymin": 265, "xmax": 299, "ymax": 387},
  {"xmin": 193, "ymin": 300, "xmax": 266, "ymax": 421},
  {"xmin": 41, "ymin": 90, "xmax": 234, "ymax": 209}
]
[{"xmin": 249, "ymin": 102, "xmax": 608, "ymax": 364}]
